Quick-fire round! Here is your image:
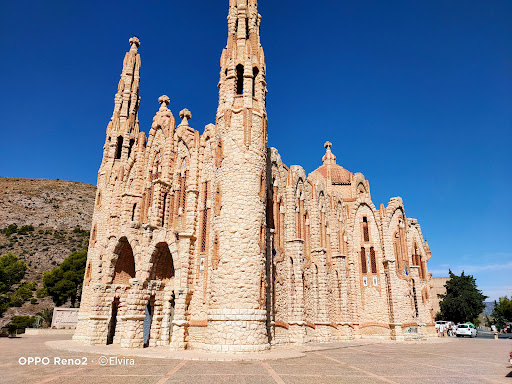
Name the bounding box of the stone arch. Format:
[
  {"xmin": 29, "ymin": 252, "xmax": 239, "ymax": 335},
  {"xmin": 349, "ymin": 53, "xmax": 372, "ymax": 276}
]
[
  {"xmin": 410, "ymin": 226, "xmax": 428, "ymax": 280},
  {"xmin": 348, "ymin": 199, "xmax": 384, "ymax": 291},
  {"xmin": 356, "ymin": 183, "xmax": 366, "ymax": 195},
  {"xmin": 112, "ymin": 237, "xmax": 136, "ymax": 285},
  {"xmin": 348, "ymin": 198, "xmax": 383, "ymax": 246},
  {"xmin": 383, "ymin": 201, "xmax": 409, "ymax": 275},
  {"xmin": 148, "ymin": 242, "xmax": 175, "ymax": 282}
]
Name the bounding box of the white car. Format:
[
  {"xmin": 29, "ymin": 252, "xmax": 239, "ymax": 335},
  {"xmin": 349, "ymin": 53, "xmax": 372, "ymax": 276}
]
[{"xmin": 456, "ymin": 324, "xmax": 477, "ymax": 338}]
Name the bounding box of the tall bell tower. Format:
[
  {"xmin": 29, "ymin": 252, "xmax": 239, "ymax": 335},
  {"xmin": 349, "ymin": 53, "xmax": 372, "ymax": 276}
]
[{"xmin": 204, "ymin": 0, "xmax": 270, "ymax": 352}]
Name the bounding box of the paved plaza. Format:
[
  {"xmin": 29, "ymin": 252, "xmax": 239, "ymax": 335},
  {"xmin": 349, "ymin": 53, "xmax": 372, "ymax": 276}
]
[{"xmin": 1, "ymin": 334, "xmax": 511, "ymax": 384}]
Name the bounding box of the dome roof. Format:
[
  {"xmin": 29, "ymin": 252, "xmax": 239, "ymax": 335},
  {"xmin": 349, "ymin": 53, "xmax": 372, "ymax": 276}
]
[
  {"xmin": 314, "ymin": 164, "xmax": 352, "ymax": 185},
  {"xmin": 311, "ymin": 142, "xmax": 352, "ymax": 185}
]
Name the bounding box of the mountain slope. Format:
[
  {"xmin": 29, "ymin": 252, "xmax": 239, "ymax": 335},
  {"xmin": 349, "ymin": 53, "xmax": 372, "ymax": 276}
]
[{"xmin": 0, "ymin": 177, "xmax": 96, "ymax": 327}]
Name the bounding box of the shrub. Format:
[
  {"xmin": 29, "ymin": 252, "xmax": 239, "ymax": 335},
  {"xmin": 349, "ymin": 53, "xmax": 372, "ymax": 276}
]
[
  {"xmin": 30, "ymin": 298, "xmax": 38, "ymax": 305},
  {"xmin": 18, "ymin": 225, "xmax": 34, "ymax": 235},
  {"xmin": 2, "ymin": 224, "xmax": 18, "ymax": 236},
  {"xmin": 8, "ymin": 316, "xmax": 35, "ymax": 333},
  {"xmin": 36, "ymin": 288, "xmax": 47, "ymax": 298},
  {"xmin": 9, "ymin": 282, "xmax": 36, "ymax": 306}
]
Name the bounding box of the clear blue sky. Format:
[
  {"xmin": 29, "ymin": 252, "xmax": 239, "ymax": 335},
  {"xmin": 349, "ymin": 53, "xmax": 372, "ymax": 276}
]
[{"xmin": 1, "ymin": 0, "xmax": 510, "ymax": 300}]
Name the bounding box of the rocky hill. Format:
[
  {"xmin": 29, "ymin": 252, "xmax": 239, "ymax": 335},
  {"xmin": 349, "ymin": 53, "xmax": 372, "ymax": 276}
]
[
  {"xmin": 0, "ymin": 177, "xmax": 96, "ymax": 229},
  {"xmin": 0, "ymin": 177, "xmax": 96, "ymax": 327}
]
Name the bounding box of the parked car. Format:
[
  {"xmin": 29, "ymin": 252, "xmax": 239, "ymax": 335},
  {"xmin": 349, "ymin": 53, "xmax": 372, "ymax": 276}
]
[
  {"xmin": 456, "ymin": 323, "xmax": 477, "ymax": 338},
  {"xmin": 0, "ymin": 327, "xmax": 9, "ymax": 337}
]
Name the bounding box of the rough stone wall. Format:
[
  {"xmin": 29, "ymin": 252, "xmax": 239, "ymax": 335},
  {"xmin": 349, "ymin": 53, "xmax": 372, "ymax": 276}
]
[{"xmin": 75, "ymin": 0, "xmax": 436, "ymax": 351}]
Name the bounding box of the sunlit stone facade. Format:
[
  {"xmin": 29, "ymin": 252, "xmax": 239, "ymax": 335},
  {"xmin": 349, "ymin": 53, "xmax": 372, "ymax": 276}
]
[{"xmin": 74, "ymin": 0, "xmax": 436, "ymax": 352}]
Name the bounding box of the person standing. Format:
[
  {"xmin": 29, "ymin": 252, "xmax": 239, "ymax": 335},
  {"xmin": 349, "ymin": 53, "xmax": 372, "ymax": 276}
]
[{"xmin": 491, "ymin": 324, "xmax": 498, "ymax": 339}]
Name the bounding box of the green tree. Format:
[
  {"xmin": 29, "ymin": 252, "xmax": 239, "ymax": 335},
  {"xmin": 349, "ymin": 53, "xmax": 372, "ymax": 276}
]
[
  {"xmin": 0, "ymin": 253, "xmax": 27, "ymax": 293},
  {"xmin": 0, "ymin": 253, "xmax": 27, "ymax": 316},
  {"xmin": 491, "ymin": 296, "xmax": 512, "ymax": 328},
  {"xmin": 43, "ymin": 249, "xmax": 87, "ymax": 307},
  {"xmin": 438, "ymin": 270, "xmax": 487, "ymax": 324},
  {"xmin": 9, "ymin": 282, "xmax": 36, "ymax": 307},
  {"xmin": 8, "ymin": 315, "xmax": 35, "ymax": 333}
]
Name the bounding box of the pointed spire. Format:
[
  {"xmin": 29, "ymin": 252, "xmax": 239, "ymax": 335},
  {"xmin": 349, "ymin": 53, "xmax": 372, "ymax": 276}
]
[
  {"xmin": 107, "ymin": 37, "xmax": 142, "ymax": 137},
  {"xmin": 322, "ymin": 141, "xmax": 337, "ymax": 165}
]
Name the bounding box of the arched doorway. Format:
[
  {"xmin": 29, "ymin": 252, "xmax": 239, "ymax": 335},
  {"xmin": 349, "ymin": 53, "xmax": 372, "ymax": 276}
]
[
  {"xmin": 169, "ymin": 293, "xmax": 175, "ymax": 341},
  {"xmin": 143, "ymin": 297, "xmax": 154, "ymax": 348},
  {"xmin": 107, "ymin": 298, "xmax": 120, "ymax": 345}
]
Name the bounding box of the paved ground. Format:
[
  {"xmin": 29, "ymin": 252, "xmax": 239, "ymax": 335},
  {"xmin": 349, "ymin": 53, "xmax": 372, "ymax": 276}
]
[{"xmin": 1, "ymin": 334, "xmax": 511, "ymax": 384}]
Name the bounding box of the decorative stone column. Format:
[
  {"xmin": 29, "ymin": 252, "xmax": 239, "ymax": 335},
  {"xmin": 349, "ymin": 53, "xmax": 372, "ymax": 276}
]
[
  {"xmin": 383, "ymin": 259, "xmax": 404, "ymax": 341},
  {"xmin": 120, "ymin": 278, "xmax": 145, "ymax": 348},
  {"xmin": 312, "ymin": 248, "xmax": 331, "ymax": 341},
  {"xmin": 287, "ymin": 239, "xmax": 307, "ymax": 344},
  {"xmin": 169, "ymin": 232, "xmax": 193, "ymax": 350}
]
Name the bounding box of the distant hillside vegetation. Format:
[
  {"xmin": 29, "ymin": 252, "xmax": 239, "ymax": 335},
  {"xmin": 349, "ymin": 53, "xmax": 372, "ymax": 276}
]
[{"xmin": 0, "ymin": 177, "xmax": 96, "ymax": 327}]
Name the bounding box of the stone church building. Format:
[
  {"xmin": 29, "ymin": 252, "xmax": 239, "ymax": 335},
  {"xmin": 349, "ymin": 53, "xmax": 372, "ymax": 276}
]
[{"xmin": 74, "ymin": 0, "xmax": 436, "ymax": 352}]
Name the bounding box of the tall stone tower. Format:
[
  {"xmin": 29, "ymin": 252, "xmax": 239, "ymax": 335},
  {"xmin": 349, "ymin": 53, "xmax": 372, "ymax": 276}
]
[{"xmin": 204, "ymin": 0, "xmax": 269, "ymax": 352}]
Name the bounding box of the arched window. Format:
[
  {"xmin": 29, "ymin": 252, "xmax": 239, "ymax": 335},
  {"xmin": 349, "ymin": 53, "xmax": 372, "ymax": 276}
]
[
  {"xmin": 176, "ymin": 160, "xmax": 188, "ymax": 220},
  {"xmin": 370, "ymin": 247, "xmax": 377, "ymax": 274},
  {"xmin": 128, "ymin": 138, "xmax": 135, "ymax": 158},
  {"xmin": 151, "ymin": 151, "xmax": 162, "ymax": 181},
  {"xmin": 236, "ymin": 64, "xmax": 244, "ymax": 95},
  {"xmin": 252, "ymin": 67, "xmax": 259, "ymax": 98},
  {"xmin": 132, "ymin": 203, "xmax": 137, "ymax": 221},
  {"xmin": 320, "ymin": 210, "xmax": 326, "ymax": 248},
  {"xmin": 115, "ymin": 136, "xmax": 123, "ymax": 159},
  {"xmin": 84, "ymin": 263, "xmax": 92, "ymax": 286},
  {"xmin": 289, "ymin": 257, "xmax": 295, "ymax": 302},
  {"xmin": 161, "ymin": 193, "xmax": 168, "ymax": 227},
  {"xmin": 393, "ymin": 231, "xmax": 401, "ymax": 271},
  {"xmin": 412, "ymin": 280, "xmax": 419, "ymax": 317},
  {"xmin": 91, "ymin": 225, "xmax": 97, "ymax": 246},
  {"xmin": 259, "ymin": 170, "xmax": 265, "ymax": 200},
  {"xmin": 279, "ymin": 199, "xmax": 285, "ymax": 250},
  {"xmin": 200, "ymin": 182, "xmax": 210, "ymax": 253},
  {"xmin": 296, "ymin": 200, "xmax": 301, "ymax": 239},
  {"xmin": 168, "ymin": 194, "xmax": 175, "ymax": 228},
  {"xmin": 216, "ymin": 139, "xmax": 223, "ymax": 167},
  {"xmin": 304, "ymin": 212, "xmax": 310, "ymax": 256},
  {"xmin": 362, "ymin": 217, "xmax": 370, "ymax": 242},
  {"xmin": 113, "ymin": 239, "xmax": 136, "ymax": 284},
  {"xmin": 360, "ymin": 247, "xmax": 367, "ymax": 274}
]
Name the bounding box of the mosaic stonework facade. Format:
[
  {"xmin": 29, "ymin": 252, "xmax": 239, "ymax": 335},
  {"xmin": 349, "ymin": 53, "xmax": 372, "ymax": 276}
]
[{"xmin": 74, "ymin": 0, "xmax": 436, "ymax": 352}]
